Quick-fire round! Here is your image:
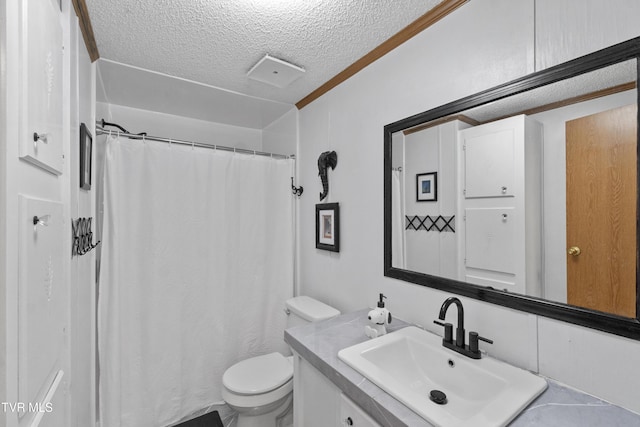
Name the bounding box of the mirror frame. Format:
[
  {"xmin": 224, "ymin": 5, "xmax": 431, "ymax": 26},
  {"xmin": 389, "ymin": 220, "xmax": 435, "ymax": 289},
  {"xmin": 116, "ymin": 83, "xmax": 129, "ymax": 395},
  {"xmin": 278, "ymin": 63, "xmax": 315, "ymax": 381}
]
[{"xmin": 384, "ymin": 37, "xmax": 640, "ymax": 340}]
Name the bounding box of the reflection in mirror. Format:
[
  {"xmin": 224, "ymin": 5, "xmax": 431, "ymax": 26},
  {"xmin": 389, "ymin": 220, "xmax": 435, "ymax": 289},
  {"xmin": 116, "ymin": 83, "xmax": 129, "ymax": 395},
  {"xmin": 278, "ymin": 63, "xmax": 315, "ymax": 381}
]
[{"xmin": 390, "ymin": 59, "xmax": 637, "ymax": 319}]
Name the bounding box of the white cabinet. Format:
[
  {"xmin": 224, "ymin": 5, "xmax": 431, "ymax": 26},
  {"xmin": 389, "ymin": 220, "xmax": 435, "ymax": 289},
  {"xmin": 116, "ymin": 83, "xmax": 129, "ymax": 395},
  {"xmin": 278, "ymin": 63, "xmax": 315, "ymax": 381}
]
[
  {"xmin": 293, "ymin": 353, "xmax": 340, "ymax": 427},
  {"xmin": 293, "ymin": 353, "xmax": 381, "ymax": 427},
  {"xmin": 464, "ymin": 127, "xmax": 516, "ymax": 198},
  {"xmin": 458, "ymin": 115, "xmax": 543, "ymax": 296},
  {"xmin": 19, "ymin": 0, "xmax": 64, "ymax": 175},
  {"xmin": 340, "ymin": 394, "xmax": 382, "ymax": 427},
  {"xmin": 465, "ymin": 207, "xmax": 516, "ymax": 274}
]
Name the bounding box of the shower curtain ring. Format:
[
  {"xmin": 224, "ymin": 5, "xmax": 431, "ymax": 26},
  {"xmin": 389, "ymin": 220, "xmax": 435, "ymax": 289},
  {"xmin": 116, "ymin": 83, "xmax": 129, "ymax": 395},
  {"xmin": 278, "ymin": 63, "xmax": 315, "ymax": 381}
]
[{"xmin": 168, "ymin": 138, "xmax": 172, "ymax": 148}]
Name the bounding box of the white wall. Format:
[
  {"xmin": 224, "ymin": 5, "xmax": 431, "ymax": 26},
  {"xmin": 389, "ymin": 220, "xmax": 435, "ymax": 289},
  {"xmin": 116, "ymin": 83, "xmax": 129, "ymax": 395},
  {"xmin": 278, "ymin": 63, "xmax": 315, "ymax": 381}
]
[
  {"xmin": 403, "ymin": 122, "xmax": 459, "ymax": 279},
  {"xmin": 0, "ymin": 0, "xmax": 8, "ymax": 420},
  {"xmin": 1, "ymin": 0, "xmax": 96, "ymax": 425},
  {"xmin": 405, "ymin": 127, "xmax": 439, "ymax": 275},
  {"xmin": 96, "ymin": 103, "xmax": 263, "ymax": 151},
  {"xmin": 69, "ymin": 11, "xmax": 97, "ymax": 427},
  {"xmin": 298, "ymin": 0, "xmax": 640, "ymax": 414},
  {"xmin": 263, "ymin": 107, "xmax": 298, "ymax": 156}
]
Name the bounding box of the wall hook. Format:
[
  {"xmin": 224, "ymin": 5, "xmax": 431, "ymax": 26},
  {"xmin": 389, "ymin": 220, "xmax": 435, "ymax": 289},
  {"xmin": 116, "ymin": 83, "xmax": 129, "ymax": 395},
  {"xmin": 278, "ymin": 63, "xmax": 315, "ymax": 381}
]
[
  {"xmin": 291, "ymin": 177, "xmax": 303, "ymax": 197},
  {"xmin": 72, "ymin": 217, "xmax": 100, "ymax": 257}
]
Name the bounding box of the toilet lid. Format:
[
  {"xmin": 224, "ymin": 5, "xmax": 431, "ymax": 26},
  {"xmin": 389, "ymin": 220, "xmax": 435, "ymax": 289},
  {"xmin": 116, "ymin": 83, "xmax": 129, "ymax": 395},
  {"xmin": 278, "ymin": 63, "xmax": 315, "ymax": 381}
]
[{"xmin": 223, "ymin": 352, "xmax": 293, "ymax": 395}]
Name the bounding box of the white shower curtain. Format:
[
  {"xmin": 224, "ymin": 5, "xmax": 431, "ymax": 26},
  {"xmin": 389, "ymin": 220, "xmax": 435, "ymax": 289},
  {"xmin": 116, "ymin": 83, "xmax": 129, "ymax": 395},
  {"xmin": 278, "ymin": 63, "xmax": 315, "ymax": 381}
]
[
  {"xmin": 98, "ymin": 135, "xmax": 294, "ymax": 427},
  {"xmin": 391, "ymin": 170, "xmax": 405, "ymax": 268}
]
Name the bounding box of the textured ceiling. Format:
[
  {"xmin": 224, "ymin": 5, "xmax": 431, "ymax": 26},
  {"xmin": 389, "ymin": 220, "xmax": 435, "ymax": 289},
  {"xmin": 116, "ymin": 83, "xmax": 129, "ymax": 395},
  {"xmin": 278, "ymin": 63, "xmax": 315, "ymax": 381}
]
[
  {"xmin": 460, "ymin": 59, "xmax": 637, "ymax": 123},
  {"xmin": 86, "ymin": 0, "xmax": 443, "ymax": 105}
]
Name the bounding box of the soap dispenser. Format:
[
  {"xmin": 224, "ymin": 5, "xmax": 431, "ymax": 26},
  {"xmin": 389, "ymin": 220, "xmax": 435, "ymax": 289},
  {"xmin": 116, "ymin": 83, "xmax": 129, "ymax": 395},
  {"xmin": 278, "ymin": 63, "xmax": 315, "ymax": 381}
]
[{"xmin": 365, "ymin": 293, "xmax": 392, "ymax": 339}]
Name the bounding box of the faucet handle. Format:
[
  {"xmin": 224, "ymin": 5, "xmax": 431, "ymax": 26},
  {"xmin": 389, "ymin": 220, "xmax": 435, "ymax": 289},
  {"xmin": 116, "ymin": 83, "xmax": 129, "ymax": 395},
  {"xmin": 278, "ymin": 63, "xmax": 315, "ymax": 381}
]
[
  {"xmin": 469, "ymin": 331, "xmax": 493, "ymax": 355},
  {"xmin": 433, "ymin": 320, "xmax": 453, "ymax": 344}
]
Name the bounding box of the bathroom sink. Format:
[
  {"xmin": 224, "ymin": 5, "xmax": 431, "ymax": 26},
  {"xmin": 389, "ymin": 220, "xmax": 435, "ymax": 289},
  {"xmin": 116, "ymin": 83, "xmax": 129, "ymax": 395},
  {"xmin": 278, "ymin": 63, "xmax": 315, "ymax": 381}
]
[{"xmin": 338, "ymin": 326, "xmax": 547, "ymax": 427}]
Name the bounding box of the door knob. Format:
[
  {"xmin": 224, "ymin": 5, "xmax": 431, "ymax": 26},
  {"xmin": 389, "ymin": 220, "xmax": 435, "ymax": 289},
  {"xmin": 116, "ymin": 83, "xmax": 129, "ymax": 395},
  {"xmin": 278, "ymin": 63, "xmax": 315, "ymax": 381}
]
[{"xmin": 568, "ymin": 246, "xmax": 581, "ymax": 256}]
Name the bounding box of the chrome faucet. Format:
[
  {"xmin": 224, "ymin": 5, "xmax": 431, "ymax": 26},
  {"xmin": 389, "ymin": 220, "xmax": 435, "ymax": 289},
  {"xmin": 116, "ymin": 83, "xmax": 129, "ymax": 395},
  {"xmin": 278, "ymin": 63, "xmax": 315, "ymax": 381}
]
[{"xmin": 434, "ymin": 296, "xmax": 493, "ymax": 359}]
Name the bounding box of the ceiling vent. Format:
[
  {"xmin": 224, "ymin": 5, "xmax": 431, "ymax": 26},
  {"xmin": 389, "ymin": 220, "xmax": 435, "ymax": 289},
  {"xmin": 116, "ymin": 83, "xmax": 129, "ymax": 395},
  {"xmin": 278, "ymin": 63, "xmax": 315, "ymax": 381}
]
[{"xmin": 247, "ymin": 54, "xmax": 305, "ymax": 88}]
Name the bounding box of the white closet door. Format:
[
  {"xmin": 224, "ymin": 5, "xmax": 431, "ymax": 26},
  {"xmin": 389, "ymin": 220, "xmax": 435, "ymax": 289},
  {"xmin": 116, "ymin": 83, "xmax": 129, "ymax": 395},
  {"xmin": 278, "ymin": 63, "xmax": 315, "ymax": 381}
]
[
  {"xmin": 18, "ymin": 196, "xmax": 68, "ymax": 427},
  {"xmin": 463, "ymin": 128, "xmax": 515, "ymax": 198},
  {"xmin": 465, "ymin": 207, "xmax": 516, "ymax": 274},
  {"xmin": 19, "ymin": 0, "xmax": 64, "ymax": 175}
]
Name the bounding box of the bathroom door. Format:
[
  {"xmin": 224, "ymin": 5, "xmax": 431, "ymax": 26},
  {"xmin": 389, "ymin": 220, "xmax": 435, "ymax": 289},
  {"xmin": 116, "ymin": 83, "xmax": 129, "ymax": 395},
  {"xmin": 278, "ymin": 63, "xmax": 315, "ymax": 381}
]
[{"xmin": 565, "ymin": 104, "xmax": 637, "ymax": 318}]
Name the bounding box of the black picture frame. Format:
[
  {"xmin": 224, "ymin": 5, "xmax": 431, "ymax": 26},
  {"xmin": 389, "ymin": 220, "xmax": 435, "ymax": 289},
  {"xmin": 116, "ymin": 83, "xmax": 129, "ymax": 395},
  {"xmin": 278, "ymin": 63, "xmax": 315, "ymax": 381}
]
[
  {"xmin": 80, "ymin": 123, "xmax": 92, "ymax": 190},
  {"xmin": 416, "ymin": 172, "xmax": 437, "ymax": 202},
  {"xmin": 316, "ymin": 203, "xmax": 340, "ymax": 252}
]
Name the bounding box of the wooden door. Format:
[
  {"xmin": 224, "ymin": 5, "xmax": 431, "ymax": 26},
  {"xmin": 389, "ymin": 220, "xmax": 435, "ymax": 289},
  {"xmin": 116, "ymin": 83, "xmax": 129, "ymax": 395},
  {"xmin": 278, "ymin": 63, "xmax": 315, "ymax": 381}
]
[{"xmin": 566, "ymin": 104, "xmax": 637, "ymax": 317}]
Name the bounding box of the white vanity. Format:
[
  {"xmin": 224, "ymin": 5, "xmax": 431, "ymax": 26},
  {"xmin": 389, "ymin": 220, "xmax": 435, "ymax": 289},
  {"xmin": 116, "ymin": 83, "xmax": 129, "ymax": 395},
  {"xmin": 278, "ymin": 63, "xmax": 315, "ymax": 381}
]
[
  {"xmin": 294, "ymin": 354, "xmax": 382, "ymax": 427},
  {"xmin": 285, "ymin": 310, "xmax": 640, "ymax": 427}
]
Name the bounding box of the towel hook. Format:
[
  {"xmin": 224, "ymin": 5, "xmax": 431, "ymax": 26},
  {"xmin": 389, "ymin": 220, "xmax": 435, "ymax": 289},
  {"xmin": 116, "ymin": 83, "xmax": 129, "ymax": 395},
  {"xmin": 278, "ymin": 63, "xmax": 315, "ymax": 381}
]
[{"xmin": 291, "ymin": 177, "xmax": 303, "ymax": 197}]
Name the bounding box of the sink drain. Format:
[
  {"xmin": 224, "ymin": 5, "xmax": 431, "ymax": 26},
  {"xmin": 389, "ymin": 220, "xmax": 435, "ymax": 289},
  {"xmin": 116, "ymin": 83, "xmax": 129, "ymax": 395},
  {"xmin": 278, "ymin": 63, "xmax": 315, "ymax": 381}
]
[{"xmin": 429, "ymin": 389, "xmax": 447, "ymax": 405}]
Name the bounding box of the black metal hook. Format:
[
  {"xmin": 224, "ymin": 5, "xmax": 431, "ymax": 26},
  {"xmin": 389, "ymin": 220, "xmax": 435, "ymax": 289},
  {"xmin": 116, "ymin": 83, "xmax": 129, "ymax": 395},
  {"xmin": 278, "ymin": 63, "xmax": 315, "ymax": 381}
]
[
  {"xmin": 291, "ymin": 177, "xmax": 303, "ymax": 197},
  {"xmin": 72, "ymin": 217, "xmax": 100, "ymax": 257}
]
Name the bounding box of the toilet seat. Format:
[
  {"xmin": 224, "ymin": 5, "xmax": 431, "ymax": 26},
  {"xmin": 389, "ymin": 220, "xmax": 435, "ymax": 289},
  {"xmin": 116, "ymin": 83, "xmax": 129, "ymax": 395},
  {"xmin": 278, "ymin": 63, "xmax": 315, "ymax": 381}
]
[
  {"xmin": 222, "ymin": 378, "xmax": 292, "ymax": 411},
  {"xmin": 223, "ymin": 352, "xmax": 293, "ymax": 395}
]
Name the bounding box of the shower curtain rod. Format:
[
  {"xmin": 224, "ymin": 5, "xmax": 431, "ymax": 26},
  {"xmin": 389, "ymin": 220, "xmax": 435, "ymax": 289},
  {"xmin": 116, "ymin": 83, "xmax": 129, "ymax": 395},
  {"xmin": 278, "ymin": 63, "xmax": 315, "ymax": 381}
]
[{"xmin": 95, "ymin": 125, "xmax": 295, "ymax": 160}]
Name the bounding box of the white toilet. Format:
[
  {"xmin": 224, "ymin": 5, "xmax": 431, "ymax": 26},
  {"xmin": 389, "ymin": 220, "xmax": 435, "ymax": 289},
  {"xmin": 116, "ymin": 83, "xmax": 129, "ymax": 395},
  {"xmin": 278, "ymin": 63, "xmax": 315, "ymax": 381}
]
[{"xmin": 221, "ymin": 296, "xmax": 340, "ymax": 427}]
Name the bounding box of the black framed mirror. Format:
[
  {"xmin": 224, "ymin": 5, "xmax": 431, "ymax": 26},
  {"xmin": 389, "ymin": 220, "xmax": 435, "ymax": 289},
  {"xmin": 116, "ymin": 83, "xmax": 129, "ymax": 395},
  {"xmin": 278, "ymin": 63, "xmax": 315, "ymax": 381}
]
[{"xmin": 384, "ymin": 37, "xmax": 640, "ymax": 340}]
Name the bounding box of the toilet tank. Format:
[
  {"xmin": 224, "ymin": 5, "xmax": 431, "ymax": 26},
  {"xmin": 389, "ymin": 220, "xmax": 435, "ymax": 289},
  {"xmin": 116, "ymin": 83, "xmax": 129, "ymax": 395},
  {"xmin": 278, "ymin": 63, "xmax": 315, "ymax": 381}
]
[{"xmin": 285, "ymin": 296, "xmax": 340, "ymax": 329}]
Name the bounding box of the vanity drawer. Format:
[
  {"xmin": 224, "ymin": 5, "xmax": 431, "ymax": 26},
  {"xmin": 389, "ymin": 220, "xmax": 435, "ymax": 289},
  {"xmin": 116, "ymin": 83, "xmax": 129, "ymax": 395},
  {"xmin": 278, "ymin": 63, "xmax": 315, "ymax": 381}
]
[{"xmin": 339, "ymin": 394, "xmax": 381, "ymax": 427}]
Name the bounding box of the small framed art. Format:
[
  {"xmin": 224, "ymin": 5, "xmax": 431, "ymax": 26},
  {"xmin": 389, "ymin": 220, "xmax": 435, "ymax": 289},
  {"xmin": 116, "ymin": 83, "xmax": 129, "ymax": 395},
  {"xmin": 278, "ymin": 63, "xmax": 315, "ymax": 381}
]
[
  {"xmin": 316, "ymin": 203, "xmax": 340, "ymax": 252},
  {"xmin": 416, "ymin": 172, "xmax": 437, "ymax": 202},
  {"xmin": 80, "ymin": 123, "xmax": 92, "ymax": 190}
]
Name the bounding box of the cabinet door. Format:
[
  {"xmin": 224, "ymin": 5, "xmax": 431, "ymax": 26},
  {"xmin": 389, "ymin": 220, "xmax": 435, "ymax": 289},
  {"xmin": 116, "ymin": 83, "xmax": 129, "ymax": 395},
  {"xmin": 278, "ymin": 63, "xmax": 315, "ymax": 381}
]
[
  {"xmin": 465, "ymin": 207, "xmax": 516, "ymax": 274},
  {"xmin": 19, "ymin": 0, "xmax": 64, "ymax": 175},
  {"xmin": 293, "ymin": 354, "xmax": 340, "ymax": 427},
  {"xmin": 19, "ymin": 196, "xmax": 67, "ymax": 426},
  {"xmin": 339, "ymin": 394, "xmax": 381, "ymax": 427},
  {"xmin": 463, "ymin": 127, "xmax": 515, "ymax": 198}
]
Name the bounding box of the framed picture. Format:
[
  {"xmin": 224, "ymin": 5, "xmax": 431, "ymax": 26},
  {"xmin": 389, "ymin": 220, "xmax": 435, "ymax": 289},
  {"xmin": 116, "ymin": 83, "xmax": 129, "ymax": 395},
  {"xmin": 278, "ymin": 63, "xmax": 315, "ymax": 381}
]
[
  {"xmin": 416, "ymin": 172, "xmax": 437, "ymax": 202},
  {"xmin": 316, "ymin": 203, "xmax": 340, "ymax": 252},
  {"xmin": 80, "ymin": 123, "xmax": 92, "ymax": 190}
]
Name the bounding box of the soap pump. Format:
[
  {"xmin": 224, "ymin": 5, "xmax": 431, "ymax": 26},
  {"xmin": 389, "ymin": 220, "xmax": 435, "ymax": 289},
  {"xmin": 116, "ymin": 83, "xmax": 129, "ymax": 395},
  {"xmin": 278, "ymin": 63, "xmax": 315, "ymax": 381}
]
[{"xmin": 365, "ymin": 293, "xmax": 392, "ymax": 339}]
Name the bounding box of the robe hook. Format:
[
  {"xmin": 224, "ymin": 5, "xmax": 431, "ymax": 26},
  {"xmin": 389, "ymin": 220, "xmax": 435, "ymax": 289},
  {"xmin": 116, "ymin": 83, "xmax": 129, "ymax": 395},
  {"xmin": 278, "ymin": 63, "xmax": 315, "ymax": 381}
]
[{"xmin": 291, "ymin": 177, "xmax": 303, "ymax": 197}]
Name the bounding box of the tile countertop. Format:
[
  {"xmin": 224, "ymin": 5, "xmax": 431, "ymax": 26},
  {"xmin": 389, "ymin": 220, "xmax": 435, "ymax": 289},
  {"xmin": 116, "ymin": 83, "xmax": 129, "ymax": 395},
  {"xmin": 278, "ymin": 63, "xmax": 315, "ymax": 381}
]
[{"xmin": 284, "ymin": 309, "xmax": 640, "ymax": 427}]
